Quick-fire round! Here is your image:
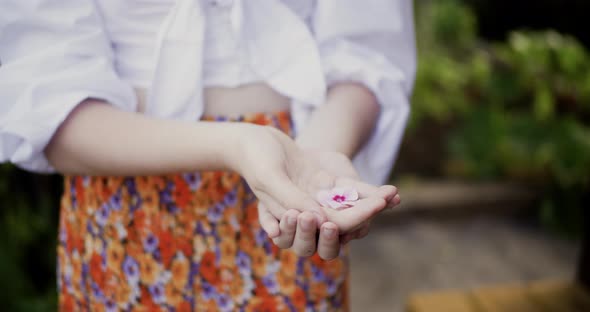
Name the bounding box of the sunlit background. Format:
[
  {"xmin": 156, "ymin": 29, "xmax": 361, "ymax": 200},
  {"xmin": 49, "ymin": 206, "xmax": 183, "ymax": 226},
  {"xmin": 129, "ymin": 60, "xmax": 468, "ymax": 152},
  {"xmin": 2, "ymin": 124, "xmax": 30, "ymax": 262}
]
[{"xmin": 1, "ymin": 0, "xmax": 588, "ymax": 311}]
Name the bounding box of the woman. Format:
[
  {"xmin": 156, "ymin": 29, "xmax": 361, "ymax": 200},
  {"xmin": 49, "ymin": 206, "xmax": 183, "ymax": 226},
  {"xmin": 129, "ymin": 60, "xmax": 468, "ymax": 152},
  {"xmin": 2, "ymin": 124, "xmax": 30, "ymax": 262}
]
[{"xmin": 0, "ymin": 0, "xmax": 415, "ymax": 310}]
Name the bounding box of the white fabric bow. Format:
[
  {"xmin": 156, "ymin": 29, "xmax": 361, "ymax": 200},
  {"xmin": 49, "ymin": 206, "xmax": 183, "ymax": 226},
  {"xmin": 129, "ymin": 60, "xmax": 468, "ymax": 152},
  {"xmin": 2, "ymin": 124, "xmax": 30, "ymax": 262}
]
[{"xmin": 147, "ymin": 0, "xmax": 326, "ymax": 120}]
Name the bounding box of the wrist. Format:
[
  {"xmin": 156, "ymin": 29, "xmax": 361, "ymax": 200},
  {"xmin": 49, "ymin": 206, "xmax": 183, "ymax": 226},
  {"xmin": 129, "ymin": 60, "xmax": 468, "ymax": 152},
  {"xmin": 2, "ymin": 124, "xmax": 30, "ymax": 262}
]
[
  {"xmin": 220, "ymin": 123, "xmax": 256, "ymax": 173},
  {"xmin": 295, "ymin": 138, "xmax": 351, "ymax": 160},
  {"xmin": 295, "ymin": 135, "xmax": 342, "ymax": 155},
  {"xmin": 223, "ymin": 123, "xmax": 295, "ymax": 175}
]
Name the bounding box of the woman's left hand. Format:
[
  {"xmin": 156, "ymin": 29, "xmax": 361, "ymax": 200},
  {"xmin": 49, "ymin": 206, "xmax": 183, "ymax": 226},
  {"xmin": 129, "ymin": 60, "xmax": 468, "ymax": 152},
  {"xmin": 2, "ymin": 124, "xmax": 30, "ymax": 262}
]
[{"xmin": 258, "ymin": 149, "xmax": 400, "ymax": 260}]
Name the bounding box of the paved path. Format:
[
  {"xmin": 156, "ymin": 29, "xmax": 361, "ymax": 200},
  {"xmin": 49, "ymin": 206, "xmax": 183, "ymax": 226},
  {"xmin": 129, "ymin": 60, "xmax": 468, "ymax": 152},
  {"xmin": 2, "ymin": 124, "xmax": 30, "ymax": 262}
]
[{"xmin": 349, "ymin": 216, "xmax": 579, "ymax": 312}]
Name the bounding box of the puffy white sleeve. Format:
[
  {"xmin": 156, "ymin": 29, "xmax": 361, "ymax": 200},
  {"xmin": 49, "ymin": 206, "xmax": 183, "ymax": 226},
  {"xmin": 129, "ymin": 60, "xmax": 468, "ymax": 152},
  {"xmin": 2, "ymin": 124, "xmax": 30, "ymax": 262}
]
[
  {"xmin": 312, "ymin": 0, "xmax": 416, "ymax": 185},
  {"xmin": 0, "ymin": 0, "xmax": 136, "ymax": 173}
]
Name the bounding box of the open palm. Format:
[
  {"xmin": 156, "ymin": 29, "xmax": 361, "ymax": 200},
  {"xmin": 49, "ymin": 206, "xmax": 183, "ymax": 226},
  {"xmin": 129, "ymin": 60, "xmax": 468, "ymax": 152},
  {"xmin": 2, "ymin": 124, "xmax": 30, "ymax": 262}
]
[
  {"xmin": 239, "ymin": 126, "xmax": 394, "ymax": 231},
  {"xmin": 296, "ymin": 150, "xmax": 399, "ymax": 238}
]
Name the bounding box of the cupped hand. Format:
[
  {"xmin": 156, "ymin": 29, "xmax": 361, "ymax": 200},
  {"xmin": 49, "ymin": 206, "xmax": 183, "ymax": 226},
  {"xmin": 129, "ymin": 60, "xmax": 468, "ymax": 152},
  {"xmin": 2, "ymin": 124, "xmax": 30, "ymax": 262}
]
[
  {"xmin": 235, "ymin": 126, "xmax": 395, "ymax": 238},
  {"xmin": 307, "ymin": 150, "xmax": 401, "ymax": 245},
  {"xmin": 255, "ymin": 147, "xmax": 400, "ymax": 260}
]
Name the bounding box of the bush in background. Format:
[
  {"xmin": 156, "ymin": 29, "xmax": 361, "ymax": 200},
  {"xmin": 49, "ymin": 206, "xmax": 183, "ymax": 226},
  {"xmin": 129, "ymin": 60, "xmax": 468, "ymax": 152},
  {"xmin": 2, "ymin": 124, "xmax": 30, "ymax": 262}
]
[
  {"xmin": 0, "ymin": 165, "xmax": 60, "ymax": 311},
  {"xmin": 405, "ymin": 0, "xmax": 590, "ymax": 236}
]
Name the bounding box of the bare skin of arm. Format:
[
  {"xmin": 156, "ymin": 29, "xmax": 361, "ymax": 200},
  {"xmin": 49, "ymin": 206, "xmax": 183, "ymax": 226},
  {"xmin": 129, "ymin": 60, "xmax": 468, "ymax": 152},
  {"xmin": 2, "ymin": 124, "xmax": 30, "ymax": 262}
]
[
  {"xmin": 45, "ymin": 98, "xmax": 394, "ymax": 262},
  {"xmin": 296, "ymin": 82, "xmax": 381, "ymax": 158},
  {"xmin": 46, "ymin": 99, "xmax": 247, "ymax": 175}
]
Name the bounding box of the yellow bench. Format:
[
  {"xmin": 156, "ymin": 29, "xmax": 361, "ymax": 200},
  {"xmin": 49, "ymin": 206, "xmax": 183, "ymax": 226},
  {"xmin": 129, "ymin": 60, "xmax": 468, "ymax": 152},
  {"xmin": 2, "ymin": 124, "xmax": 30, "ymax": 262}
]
[{"xmin": 407, "ymin": 280, "xmax": 590, "ymax": 312}]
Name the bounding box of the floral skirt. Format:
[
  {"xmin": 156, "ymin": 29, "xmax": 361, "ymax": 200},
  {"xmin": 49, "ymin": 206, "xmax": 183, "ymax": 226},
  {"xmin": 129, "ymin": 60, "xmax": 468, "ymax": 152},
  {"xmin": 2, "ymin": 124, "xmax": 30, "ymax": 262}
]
[{"xmin": 57, "ymin": 111, "xmax": 349, "ymax": 311}]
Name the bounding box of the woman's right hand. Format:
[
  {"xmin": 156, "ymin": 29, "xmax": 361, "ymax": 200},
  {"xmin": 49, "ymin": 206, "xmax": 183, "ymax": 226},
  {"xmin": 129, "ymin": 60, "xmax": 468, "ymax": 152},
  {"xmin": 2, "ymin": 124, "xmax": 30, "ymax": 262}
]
[
  {"xmin": 230, "ymin": 124, "xmax": 394, "ymax": 237},
  {"xmin": 256, "ymin": 148, "xmax": 400, "ymax": 259}
]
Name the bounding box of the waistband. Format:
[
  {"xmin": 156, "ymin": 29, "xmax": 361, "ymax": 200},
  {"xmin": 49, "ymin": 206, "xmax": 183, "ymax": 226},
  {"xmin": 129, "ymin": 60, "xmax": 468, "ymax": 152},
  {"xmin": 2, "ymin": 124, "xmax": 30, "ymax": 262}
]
[{"xmin": 202, "ymin": 110, "xmax": 293, "ymax": 136}]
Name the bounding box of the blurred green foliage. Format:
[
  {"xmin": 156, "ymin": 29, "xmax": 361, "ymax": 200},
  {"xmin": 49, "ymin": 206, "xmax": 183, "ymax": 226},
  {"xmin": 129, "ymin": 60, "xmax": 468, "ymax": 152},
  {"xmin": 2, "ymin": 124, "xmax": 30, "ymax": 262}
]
[
  {"xmin": 0, "ymin": 164, "xmax": 60, "ymax": 311},
  {"xmin": 411, "ymin": 0, "xmax": 590, "ymax": 236}
]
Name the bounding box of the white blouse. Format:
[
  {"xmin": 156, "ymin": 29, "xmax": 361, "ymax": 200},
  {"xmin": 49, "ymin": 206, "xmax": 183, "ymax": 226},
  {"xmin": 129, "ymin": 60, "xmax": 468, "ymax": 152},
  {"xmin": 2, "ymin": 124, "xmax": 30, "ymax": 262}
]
[
  {"xmin": 200, "ymin": 2, "xmax": 260, "ymax": 87},
  {"xmin": 0, "ymin": 0, "xmax": 416, "ymax": 185}
]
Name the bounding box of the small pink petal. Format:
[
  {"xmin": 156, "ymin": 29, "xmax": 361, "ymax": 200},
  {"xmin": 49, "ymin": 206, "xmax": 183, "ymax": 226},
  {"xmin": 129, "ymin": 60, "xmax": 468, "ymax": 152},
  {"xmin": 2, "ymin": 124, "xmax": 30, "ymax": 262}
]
[
  {"xmin": 334, "ymin": 203, "xmax": 354, "ymax": 211},
  {"xmin": 316, "ymin": 187, "xmax": 360, "ymax": 209},
  {"xmin": 316, "ymin": 189, "xmax": 334, "ymax": 207},
  {"xmin": 342, "ymin": 188, "xmax": 359, "ymax": 201},
  {"xmin": 327, "ymin": 200, "xmax": 345, "ymax": 209},
  {"xmin": 330, "ymin": 187, "xmax": 358, "ymax": 202},
  {"xmin": 330, "ymin": 187, "xmax": 347, "ymax": 196}
]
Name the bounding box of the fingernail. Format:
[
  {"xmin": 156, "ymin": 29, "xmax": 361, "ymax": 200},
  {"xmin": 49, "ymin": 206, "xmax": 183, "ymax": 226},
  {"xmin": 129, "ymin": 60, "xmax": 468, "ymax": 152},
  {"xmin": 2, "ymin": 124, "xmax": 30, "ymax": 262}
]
[
  {"xmin": 323, "ymin": 227, "xmax": 335, "ymax": 238},
  {"xmin": 288, "ymin": 216, "xmax": 297, "ymax": 227}
]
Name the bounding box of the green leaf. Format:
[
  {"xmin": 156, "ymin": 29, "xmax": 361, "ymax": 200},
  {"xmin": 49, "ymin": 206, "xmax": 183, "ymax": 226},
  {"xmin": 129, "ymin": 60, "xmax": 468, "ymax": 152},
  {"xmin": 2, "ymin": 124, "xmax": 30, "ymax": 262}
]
[{"xmin": 533, "ymin": 86, "xmax": 555, "ymax": 121}]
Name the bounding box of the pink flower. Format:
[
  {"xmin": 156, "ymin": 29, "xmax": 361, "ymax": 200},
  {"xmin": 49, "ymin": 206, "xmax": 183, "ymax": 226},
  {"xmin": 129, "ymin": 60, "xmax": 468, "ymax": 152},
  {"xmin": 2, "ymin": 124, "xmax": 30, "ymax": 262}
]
[{"xmin": 316, "ymin": 187, "xmax": 359, "ymax": 210}]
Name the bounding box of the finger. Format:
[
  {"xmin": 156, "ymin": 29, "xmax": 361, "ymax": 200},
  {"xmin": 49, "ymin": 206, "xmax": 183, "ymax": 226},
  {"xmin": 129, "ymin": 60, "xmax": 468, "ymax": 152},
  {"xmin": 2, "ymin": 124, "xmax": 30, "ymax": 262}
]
[
  {"xmin": 292, "ymin": 211, "xmax": 318, "ymax": 257},
  {"xmin": 255, "ymin": 192, "xmax": 288, "ymax": 220},
  {"xmin": 258, "ymin": 174, "xmax": 327, "ymax": 224},
  {"xmin": 392, "ymin": 194, "xmax": 401, "ymax": 206},
  {"xmin": 384, "ymin": 193, "xmax": 402, "ymax": 212},
  {"xmin": 323, "ymin": 196, "xmax": 386, "ymax": 233},
  {"xmin": 340, "ymin": 233, "xmax": 353, "ymax": 245},
  {"xmin": 380, "ymin": 185, "xmax": 399, "ymax": 203},
  {"xmin": 355, "ymin": 223, "xmax": 371, "ymax": 240},
  {"xmin": 317, "ymin": 222, "xmax": 340, "ymax": 260},
  {"xmin": 334, "ymin": 178, "xmax": 398, "ymax": 202},
  {"xmin": 382, "ymin": 186, "xmax": 400, "ymax": 210},
  {"xmin": 333, "ymin": 177, "xmax": 379, "ymax": 198},
  {"xmin": 272, "ymin": 209, "xmax": 299, "ymax": 249},
  {"xmin": 338, "ymin": 221, "xmax": 365, "ymax": 245},
  {"xmin": 258, "ymin": 202, "xmax": 280, "ymax": 238}
]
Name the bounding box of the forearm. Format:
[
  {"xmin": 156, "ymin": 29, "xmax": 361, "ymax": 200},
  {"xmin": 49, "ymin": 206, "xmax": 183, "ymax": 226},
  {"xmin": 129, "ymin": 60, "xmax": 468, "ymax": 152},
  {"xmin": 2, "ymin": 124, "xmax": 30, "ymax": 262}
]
[
  {"xmin": 45, "ymin": 99, "xmax": 247, "ymax": 175},
  {"xmin": 296, "ymin": 83, "xmax": 380, "ymax": 158}
]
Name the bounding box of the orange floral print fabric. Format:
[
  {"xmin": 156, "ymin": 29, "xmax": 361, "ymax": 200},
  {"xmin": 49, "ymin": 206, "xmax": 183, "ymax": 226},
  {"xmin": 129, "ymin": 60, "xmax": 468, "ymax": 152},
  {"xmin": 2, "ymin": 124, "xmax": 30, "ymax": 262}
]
[{"xmin": 57, "ymin": 111, "xmax": 349, "ymax": 311}]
